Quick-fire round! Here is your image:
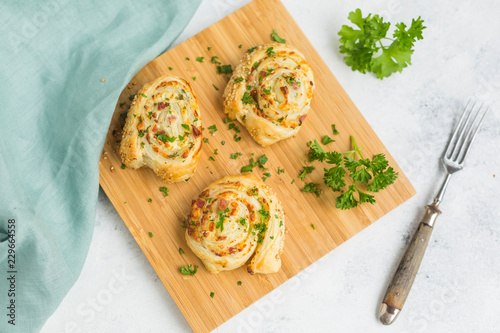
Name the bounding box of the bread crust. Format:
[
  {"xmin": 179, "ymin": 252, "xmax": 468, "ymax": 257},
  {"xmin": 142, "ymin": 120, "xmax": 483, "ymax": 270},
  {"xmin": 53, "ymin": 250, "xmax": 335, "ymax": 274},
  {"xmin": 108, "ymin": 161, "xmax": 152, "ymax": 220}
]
[
  {"xmin": 223, "ymin": 43, "xmax": 314, "ymax": 147},
  {"xmin": 120, "ymin": 75, "xmax": 202, "ymax": 182},
  {"xmin": 185, "ymin": 174, "xmax": 285, "ymax": 274}
]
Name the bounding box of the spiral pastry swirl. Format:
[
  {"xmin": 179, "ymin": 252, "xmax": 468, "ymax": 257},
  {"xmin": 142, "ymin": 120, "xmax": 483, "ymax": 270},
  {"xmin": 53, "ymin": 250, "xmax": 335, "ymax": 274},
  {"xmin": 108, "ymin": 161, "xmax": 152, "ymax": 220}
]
[
  {"xmin": 223, "ymin": 42, "xmax": 314, "ymax": 147},
  {"xmin": 120, "ymin": 75, "xmax": 202, "ymax": 182},
  {"xmin": 185, "ymin": 174, "xmax": 285, "ymax": 274}
]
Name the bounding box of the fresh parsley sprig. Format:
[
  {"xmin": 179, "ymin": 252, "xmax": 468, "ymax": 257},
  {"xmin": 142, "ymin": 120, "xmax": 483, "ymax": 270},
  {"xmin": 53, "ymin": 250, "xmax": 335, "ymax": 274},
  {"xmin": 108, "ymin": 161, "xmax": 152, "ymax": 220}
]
[
  {"xmin": 338, "ymin": 9, "xmax": 425, "ymax": 79},
  {"xmin": 307, "ymin": 135, "xmax": 398, "ymax": 209}
]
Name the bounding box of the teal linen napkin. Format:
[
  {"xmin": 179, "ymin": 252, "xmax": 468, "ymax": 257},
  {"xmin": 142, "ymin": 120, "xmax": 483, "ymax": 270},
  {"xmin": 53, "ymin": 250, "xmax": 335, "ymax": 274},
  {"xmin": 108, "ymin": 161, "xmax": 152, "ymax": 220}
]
[{"xmin": 0, "ymin": 1, "xmax": 201, "ymax": 331}]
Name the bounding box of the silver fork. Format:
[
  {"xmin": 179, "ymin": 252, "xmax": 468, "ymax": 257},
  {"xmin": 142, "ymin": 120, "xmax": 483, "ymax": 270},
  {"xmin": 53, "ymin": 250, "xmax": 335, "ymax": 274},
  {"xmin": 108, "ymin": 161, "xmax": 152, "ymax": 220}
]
[{"xmin": 379, "ymin": 100, "xmax": 488, "ymax": 325}]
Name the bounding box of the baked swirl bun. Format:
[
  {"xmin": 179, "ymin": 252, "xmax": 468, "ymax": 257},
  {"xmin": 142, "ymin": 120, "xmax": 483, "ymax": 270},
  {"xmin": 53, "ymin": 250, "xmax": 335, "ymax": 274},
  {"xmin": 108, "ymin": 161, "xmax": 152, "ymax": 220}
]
[
  {"xmin": 120, "ymin": 75, "xmax": 202, "ymax": 182},
  {"xmin": 185, "ymin": 174, "xmax": 285, "ymax": 274},
  {"xmin": 223, "ymin": 42, "xmax": 314, "ymax": 147}
]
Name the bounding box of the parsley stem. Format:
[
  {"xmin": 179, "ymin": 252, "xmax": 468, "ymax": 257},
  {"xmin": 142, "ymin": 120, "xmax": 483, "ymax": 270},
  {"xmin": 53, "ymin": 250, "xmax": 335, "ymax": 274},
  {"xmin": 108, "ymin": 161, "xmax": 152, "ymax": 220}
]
[{"xmin": 350, "ymin": 135, "xmax": 364, "ymax": 159}]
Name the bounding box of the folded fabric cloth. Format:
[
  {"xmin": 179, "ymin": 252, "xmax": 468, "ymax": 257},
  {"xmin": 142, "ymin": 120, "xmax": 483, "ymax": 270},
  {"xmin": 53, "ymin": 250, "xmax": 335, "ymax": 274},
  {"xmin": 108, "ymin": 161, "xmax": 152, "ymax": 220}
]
[{"xmin": 0, "ymin": 1, "xmax": 201, "ymax": 331}]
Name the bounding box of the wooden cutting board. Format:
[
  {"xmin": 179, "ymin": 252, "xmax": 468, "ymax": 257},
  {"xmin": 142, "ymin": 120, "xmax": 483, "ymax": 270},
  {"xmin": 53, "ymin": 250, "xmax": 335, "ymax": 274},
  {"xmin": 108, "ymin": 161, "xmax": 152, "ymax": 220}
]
[{"xmin": 99, "ymin": 0, "xmax": 416, "ymax": 331}]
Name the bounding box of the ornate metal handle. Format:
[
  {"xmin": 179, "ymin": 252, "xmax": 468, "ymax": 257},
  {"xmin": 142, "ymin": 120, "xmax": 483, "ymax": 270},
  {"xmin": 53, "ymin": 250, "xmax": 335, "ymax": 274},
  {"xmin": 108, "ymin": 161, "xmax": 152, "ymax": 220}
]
[{"xmin": 379, "ymin": 203, "xmax": 441, "ymax": 325}]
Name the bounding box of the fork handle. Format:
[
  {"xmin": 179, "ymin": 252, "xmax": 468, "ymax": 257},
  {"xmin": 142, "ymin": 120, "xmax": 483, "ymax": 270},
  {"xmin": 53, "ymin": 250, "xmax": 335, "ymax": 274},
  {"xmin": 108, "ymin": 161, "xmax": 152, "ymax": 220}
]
[{"xmin": 379, "ymin": 204, "xmax": 441, "ymax": 325}]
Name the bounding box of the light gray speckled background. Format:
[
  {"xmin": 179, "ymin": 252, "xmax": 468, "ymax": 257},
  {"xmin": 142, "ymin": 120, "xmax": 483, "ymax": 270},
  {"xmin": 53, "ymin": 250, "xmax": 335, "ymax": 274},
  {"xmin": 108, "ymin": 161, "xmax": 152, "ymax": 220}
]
[{"xmin": 41, "ymin": 0, "xmax": 500, "ymax": 332}]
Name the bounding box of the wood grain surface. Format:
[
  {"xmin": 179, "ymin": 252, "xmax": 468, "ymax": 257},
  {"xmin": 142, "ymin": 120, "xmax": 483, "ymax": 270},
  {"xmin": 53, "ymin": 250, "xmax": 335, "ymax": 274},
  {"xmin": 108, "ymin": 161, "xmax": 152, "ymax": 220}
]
[{"xmin": 99, "ymin": 0, "xmax": 416, "ymax": 332}]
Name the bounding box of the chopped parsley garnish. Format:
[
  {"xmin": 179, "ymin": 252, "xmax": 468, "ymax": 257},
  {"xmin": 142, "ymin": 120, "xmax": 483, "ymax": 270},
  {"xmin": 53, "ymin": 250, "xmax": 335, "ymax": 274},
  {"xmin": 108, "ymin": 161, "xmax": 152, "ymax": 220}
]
[
  {"xmin": 141, "ymin": 142, "xmax": 145, "ymax": 147},
  {"xmin": 159, "ymin": 186, "xmax": 169, "ymax": 196},
  {"xmin": 237, "ymin": 281, "xmax": 242, "ymax": 285},
  {"xmin": 302, "ymin": 182, "xmax": 321, "ymax": 197},
  {"xmin": 332, "ymin": 124, "xmax": 339, "ymax": 135},
  {"xmin": 258, "ymin": 154, "xmax": 268, "ymax": 167},
  {"xmin": 157, "ymin": 134, "xmax": 176, "ymax": 143},
  {"xmin": 224, "ymin": 118, "xmax": 232, "ymax": 124},
  {"xmin": 168, "ymin": 66, "xmax": 173, "ymax": 70},
  {"xmin": 239, "ymin": 218, "xmax": 247, "ymax": 226},
  {"xmin": 214, "ymin": 149, "xmax": 218, "ymax": 155},
  {"xmin": 262, "ymin": 172, "xmax": 271, "ymax": 181},
  {"xmin": 263, "ymin": 87, "xmax": 271, "ymax": 95},
  {"xmin": 185, "ymin": 57, "xmax": 190, "ymax": 61},
  {"xmin": 322, "ymin": 135, "xmax": 335, "ymax": 145},
  {"xmin": 141, "ymin": 93, "xmax": 147, "ymax": 98},
  {"xmin": 196, "ymin": 56, "xmax": 204, "ymax": 63},
  {"xmin": 129, "ymin": 94, "xmax": 135, "ymax": 100},
  {"xmin": 179, "ymin": 264, "xmax": 198, "ymax": 276},
  {"xmin": 238, "ymin": 44, "xmax": 242, "ymax": 48},
  {"xmin": 221, "ymin": 141, "xmax": 225, "ymax": 145},
  {"xmin": 203, "ymin": 138, "xmax": 209, "ymax": 143},
  {"xmin": 137, "ymin": 130, "xmax": 145, "ymax": 138},
  {"xmin": 213, "ymin": 84, "xmax": 219, "ymax": 91},
  {"xmin": 291, "ymin": 179, "xmax": 295, "ymax": 184},
  {"xmin": 181, "ymin": 124, "xmax": 190, "ymax": 131},
  {"xmin": 228, "ymin": 123, "xmax": 240, "ymax": 133},
  {"xmin": 148, "ymin": 198, "xmax": 152, "ymax": 202},
  {"xmin": 192, "ymin": 76, "xmax": 196, "ymax": 81},
  {"xmin": 233, "ymin": 134, "xmax": 241, "ymax": 142},
  {"xmin": 179, "ymin": 248, "xmax": 185, "ymax": 255},
  {"xmin": 148, "ymin": 232, "xmax": 153, "ymax": 237},
  {"xmin": 119, "ymin": 102, "xmax": 126, "ymax": 107},
  {"xmin": 241, "ymin": 92, "xmax": 253, "ymax": 104},
  {"xmin": 312, "ymin": 224, "xmax": 316, "ymax": 230},
  {"xmin": 217, "ymin": 64, "xmax": 233, "ymax": 74},
  {"xmin": 285, "ymin": 76, "xmax": 301, "ymax": 85},
  {"xmin": 207, "ymin": 46, "xmax": 212, "ymax": 51},
  {"xmin": 299, "ymin": 166, "xmax": 315, "ymax": 181},
  {"xmin": 208, "ymin": 124, "xmax": 217, "ymax": 134},
  {"xmin": 234, "ymin": 77, "xmax": 244, "ymax": 83},
  {"xmin": 257, "ymin": 208, "xmax": 270, "ymax": 222},
  {"xmin": 209, "ymin": 156, "xmax": 215, "ymax": 161},
  {"xmin": 230, "ymin": 152, "xmax": 242, "ymax": 159},
  {"xmin": 210, "ymin": 56, "xmax": 221, "ymax": 64},
  {"xmin": 252, "ymin": 62, "xmax": 259, "ymax": 70},
  {"xmin": 241, "ymin": 165, "xmax": 253, "ymax": 173},
  {"xmin": 240, "ymin": 154, "xmax": 267, "ymax": 173},
  {"xmin": 210, "ymin": 292, "xmax": 215, "ymax": 298},
  {"xmin": 216, "ymin": 208, "xmax": 229, "ymax": 232},
  {"xmin": 265, "ymin": 47, "xmax": 275, "ymax": 55},
  {"xmin": 277, "ymin": 167, "xmax": 285, "ymax": 175},
  {"xmin": 247, "ymin": 46, "xmax": 257, "ymax": 53},
  {"xmin": 271, "ymin": 29, "xmax": 286, "ymax": 43},
  {"xmin": 121, "ymin": 163, "xmax": 126, "ymax": 169}
]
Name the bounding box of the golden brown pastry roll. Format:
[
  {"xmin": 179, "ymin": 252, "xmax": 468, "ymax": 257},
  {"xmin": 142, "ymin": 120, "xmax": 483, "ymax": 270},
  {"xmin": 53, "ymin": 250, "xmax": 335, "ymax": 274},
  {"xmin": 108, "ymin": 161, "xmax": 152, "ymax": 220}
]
[
  {"xmin": 185, "ymin": 174, "xmax": 285, "ymax": 274},
  {"xmin": 223, "ymin": 42, "xmax": 314, "ymax": 147},
  {"xmin": 120, "ymin": 75, "xmax": 202, "ymax": 182}
]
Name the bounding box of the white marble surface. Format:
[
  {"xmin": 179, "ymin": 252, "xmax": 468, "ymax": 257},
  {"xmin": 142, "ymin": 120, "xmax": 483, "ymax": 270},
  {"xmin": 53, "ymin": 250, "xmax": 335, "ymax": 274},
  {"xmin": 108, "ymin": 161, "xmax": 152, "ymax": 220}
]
[{"xmin": 41, "ymin": 0, "xmax": 500, "ymax": 332}]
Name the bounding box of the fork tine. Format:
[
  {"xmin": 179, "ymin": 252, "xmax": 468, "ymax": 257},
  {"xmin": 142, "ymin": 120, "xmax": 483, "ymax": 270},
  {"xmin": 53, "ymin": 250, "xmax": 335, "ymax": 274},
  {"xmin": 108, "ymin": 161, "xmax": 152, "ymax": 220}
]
[
  {"xmin": 458, "ymin": 106, "xmax": 488, "ymax": 164},
  {"xmin": 446, "ymin": 100, "xmax": 474, "ymax": 159},
  {"xmin": 451, "ymin": 103, "xmax": 483, "ymax": 161}
]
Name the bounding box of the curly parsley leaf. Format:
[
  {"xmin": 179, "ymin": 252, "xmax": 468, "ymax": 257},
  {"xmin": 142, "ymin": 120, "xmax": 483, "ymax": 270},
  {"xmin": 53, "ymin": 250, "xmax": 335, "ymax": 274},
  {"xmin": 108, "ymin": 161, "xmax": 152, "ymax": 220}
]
[
  {"xmin": 335, "ymin": 185, "xmax": 358, "ymax": 210},
  {"xmin": 308, "ymin": 139, "xmax": 326, "ymax": 162},
  {"xmin": 338, "ymin": 9, "xmax": 425, "ymax": 79},
  {"xmin": 323, "ymin": 166, "xmax": 346, "ymax": 191}
]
